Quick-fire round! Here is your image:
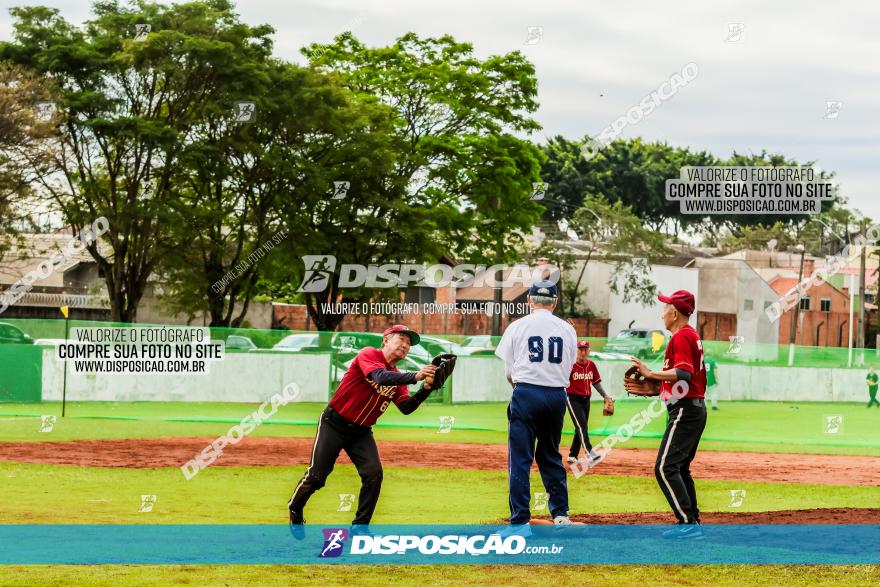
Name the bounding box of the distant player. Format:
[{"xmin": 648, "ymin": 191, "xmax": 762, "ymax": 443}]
[
  {"xmin": 495, "ymin": 280, "xmax": 577, "ymax": 530},
  {"xmin": 867, "ymin": 367, "xmax": 879, "ymax": 408},
  {"xmin": 624, "ymin": 290, "xmax": 707, "ymax": 539},
  {"xmin": 566, "ymin": 340, "xmax": 612, "ymax": 465},
  {"xmin": 705, "ymin": 356, "xmax": 719, "ymax": 411},
  {"xmin": 288, "ymin": 325, "xmax": 437, "ymax": 532}
]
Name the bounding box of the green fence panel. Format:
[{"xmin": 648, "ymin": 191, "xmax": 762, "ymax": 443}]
[{"xmin": 0, "ymin": 343, "xmax": 42, "ymax": 402}]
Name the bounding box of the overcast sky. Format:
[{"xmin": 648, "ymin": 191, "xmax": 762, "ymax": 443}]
[{"xmin": 3, "ymin": 1, "xmax": 878, "ymax": 219}]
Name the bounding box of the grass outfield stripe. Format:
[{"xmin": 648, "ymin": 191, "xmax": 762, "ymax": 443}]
[
  {"xmin": 0, "ymin": 413, "xmax": 496, "ymax": 431},
  {"xmin": 1, "ymin": 413, "xmax": 879, "ymax": 447}
]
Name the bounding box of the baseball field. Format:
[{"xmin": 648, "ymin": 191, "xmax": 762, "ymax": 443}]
[{"xmin": 1, "ymin": 398, "xmax": 878, "ymax": 585}]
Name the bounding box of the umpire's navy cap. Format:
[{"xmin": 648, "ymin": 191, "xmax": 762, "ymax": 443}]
[{"xmin": 528, "ymin": 280, "xmax": 558, "ymax": 298}]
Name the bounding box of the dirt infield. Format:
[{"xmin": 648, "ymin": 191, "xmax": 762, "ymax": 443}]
[
  {"xmin": 1, "ymin": 437, "xmax": 879, "ymax": 486},
  {"xmin": 558, "ymin": 508, "xmax": 880, "ymax": 524}
]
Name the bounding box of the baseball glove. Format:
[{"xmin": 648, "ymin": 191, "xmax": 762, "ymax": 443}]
[
  {"xmin": 623, "ymin": 365, "xmax": 661, "ymax": 396},
  {"xmin": 424, "ymin": 353, "xmax": 457, "ymax": 391},
  {"xmin": 602, "ymin": 396, "xmax": 615, "ymax": 416}
]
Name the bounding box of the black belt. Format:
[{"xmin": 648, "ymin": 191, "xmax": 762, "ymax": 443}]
[
  {"xmin": 325, "ymin": 406, "xmax": 371, "ymax": 431},
  {"xmin": 667, "ymin": 398, "xmax": 705, "ymax": 409}
]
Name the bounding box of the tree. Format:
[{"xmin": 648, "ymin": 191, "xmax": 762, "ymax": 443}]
[
  {"xmin": 568, "ymin": 194, "xmax": 671, "ymax": 311},
  {"xmin": 540, "ymin": 138, "xmax": 842, "ymax": 246},
  {"xmin": 271, "ymin": 32, "xmax": 546, "ymax": 332},
  {"xmin": 0, "ymin": 61, "xmax": 58, "ymax": 256},
  {"xmin": 539, "ymin": 136, "xmax": 717, "ymax": 232},
  {"xmin": 799, "ymin": 204, "xmax": 863, "ymax": 257},
  {"xmin": 716, "ymin": 221, "xmax": 795, "ymax": 255},
  {"xmin": 0, "ymin": 0, "xmax": 276, "ymax": 322},
  {"xmin": 159, "ymin": 59, "xmax": 399, "ymax": 327}
]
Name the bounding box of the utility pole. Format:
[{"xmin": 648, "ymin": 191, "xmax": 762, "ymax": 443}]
[
  {"xmin": 858, "ymin": 219, "xmax": 867, "ymax": 350},
  {"xmin": 491, "ymin": 197, "xmax": 504, "ymax": 337},
  {"xmin": 788, "ymin": 244, "xmax": 805, "ymax": 366},
  {"xmin": 491, "ymin": 258, "xmax": 503, "ymax": 337}
]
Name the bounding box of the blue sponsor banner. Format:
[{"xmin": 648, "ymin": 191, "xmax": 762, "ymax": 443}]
[{"xmin": 0, "ymin": 524, "xmax": 877, "ymax": 565}]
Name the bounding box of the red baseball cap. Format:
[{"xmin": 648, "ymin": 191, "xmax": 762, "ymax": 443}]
[
  {"xmin": 577, "ymin": 340, "xmax": 590, "ymax": 349},
  {"xmin": 658, "ymin": 290, "xmax": 695, "ymax": 316},
  {"xmin": 383, "ymin": 324, "xmax": 420, "ymax": 345}
]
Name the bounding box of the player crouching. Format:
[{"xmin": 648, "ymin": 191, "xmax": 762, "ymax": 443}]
[{"xmin": 287, "ymin": 325, "xmax": 456, "ymax": 535}]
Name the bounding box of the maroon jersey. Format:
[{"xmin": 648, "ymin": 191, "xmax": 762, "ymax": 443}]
[
  {"xmin": 329, "ymin": 347, "xmax": 414, "ymax": 426},
  {"xmin": 567, "ymin": 360, "xmax": 601, "ymax": 397},
  {"xmin": 660, "ymin": 324, "xmax": 706, "ymax": 400}
]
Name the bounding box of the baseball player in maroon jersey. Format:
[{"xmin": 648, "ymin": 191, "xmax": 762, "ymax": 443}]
[
  {"xmin": 625, "ymin": 290, "xmax": 708, "ymax": 539},
  {"xmin": 288, "ymin": 325, "xmax": 437, "ymax": 531},
  {"xmin": 566, "ymin": 340, "xmax": 612, "ymax": 465}
]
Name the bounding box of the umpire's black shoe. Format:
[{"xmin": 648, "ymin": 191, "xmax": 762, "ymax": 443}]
[
  {"xmin": 661, "ymin": 523, "xmax": 704, "ymax": 540},
  {"xmin": 289, "ymin": 510, "xmax": 305, "ymax": 540}
]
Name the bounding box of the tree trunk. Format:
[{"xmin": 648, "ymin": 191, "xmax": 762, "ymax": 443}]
[{"xmin": 305, "ymin": 292, "xmax": 346, "ymax": 332}]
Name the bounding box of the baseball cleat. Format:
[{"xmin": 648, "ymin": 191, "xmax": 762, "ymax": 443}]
[
  {"xmin": 497, "ymin": 523, "xmax": 533, "ymax": 538},
  {"xmin": 288, "ymin": 509, "xmax": 305, "ymax": 540},
  {"xmin": 661, "ymin": 524, "xmax": 704, "ymax": 540},
  {"xmin": 566, "ymin": 456, "xmax": 578, "ymax": 464},
  {"xmin": 553, "ymin": 515, "xmax": 572, "ymax": 526},
  {"xmin": 350, "ymin": 524, "xmax": 374, "ymax": 537}
]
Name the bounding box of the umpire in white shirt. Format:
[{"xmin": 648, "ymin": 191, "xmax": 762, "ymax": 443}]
[{"xmin": 495, "ymin": 280, "xmax": 578, "ymax": 527}]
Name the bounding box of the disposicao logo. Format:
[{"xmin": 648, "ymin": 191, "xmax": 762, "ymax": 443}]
[
  {"xmin": 319, "ymin": 528, "xmax": 349, "ymax": 558},
  {"xmin": 349, "ymin": 534, "xmax": 527, "ymax": 555}
]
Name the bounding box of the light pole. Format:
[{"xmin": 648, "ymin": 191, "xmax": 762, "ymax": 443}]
[
  {"xmin": 60, "ymin": 305, "xmax": 69, "ymax": 417},
  {"xmin": 848, "ymin": 273, "xmax": 855, "ymax": 367}
]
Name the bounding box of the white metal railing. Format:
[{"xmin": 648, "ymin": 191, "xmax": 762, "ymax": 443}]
[{"xmin": 3, "ymin": 290, "xmax": 110, "ymax": 308}]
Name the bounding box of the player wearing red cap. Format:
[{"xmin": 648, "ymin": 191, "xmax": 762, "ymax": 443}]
[
  {"xmin": 565, "ymin": 340, "xmax": 612, "ymax": 465},
  {"xmin": 625, "ymin": 290, "xmax": 708, "ymax": 539},
  {"xmin": 287, "ymin": 325, "xmax": 437, "ymax": 532}
]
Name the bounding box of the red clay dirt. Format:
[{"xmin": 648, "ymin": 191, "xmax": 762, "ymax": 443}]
[
  {"xmin": 559, "ymin": 508, "xmax": 880, "ymax": 524},
  {"xmin": 0, "ymin": 437, "xmax": 878, "ymax": 487}
]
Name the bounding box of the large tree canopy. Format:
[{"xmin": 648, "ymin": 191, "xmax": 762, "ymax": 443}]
[
  {"xmin": 266, "ymin": 32, "xmax": 547, "ymax": 331},
  {"xmin": 0, "ymin": 0, "xmax": 278, "ymax": 322},
  {"xmin": 539, "ymin": 136, "xmax": 840, "ymax": 239}
]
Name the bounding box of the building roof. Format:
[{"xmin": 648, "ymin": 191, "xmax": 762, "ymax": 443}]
[
  {"xmin": 721, "ymin": 249, "xmax": 824, "ymax": 269},
  {"xmin": 0, "ymin": 231, "xmax": 110, "ymax": 287},
  {"xmin": 767, "ymin": 276, "xmax": 849, "ymax": 299},
  {"xmin": 454, "ymin": 265, "xmax": 541, "ymax": 302}
]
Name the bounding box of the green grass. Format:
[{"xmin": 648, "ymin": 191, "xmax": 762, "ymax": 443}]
[
  {"xmin": 2, "ymin": 462, "xmax": 878, "ymax": 525},
  {"xmin": 1, "ymin": 400, "xmax": 879, "ymax": 455},
  {"xmin": 2, "ymin": 401, "xmax": 878, "ymax": 585},
  {"xmin": 1, "ymin": 564, "xmax": 877, "ymax": 587}
]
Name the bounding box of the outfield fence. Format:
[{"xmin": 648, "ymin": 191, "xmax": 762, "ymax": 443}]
[{"xmin": 1, "ymin": 318, "xmax": 879, "ymax": 404}]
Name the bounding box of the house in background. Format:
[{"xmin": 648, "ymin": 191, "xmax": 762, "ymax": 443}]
[
  {"xmin": 0, "ymin": 232, "xmax": 110, "ymax": 320},
  {"xmin": 759, "ymin": 259, "xmax": 852, "ymax": 347},
  {"xmin": 0, "ymin": 232, "xmax": 275, "ymax": 327},
  {"xmin": 692, "ymin": 258, "xmax": 780, "ymax": 351},
  {"xmin": 563, "ymin": 258, "xmax": 698, "ymax": 339}
]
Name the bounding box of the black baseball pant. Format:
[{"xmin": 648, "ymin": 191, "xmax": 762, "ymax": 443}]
[
  {"xmin": 655, "ymin": 399, "xmax": 707, "ymax": 524},
  {"xmin": 566, "ymin": 394, "xmax": 592, "ymax": 457},
  {"xmin": 288, "ymin": 406, "xmax": 383, "ymax": 525}
]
